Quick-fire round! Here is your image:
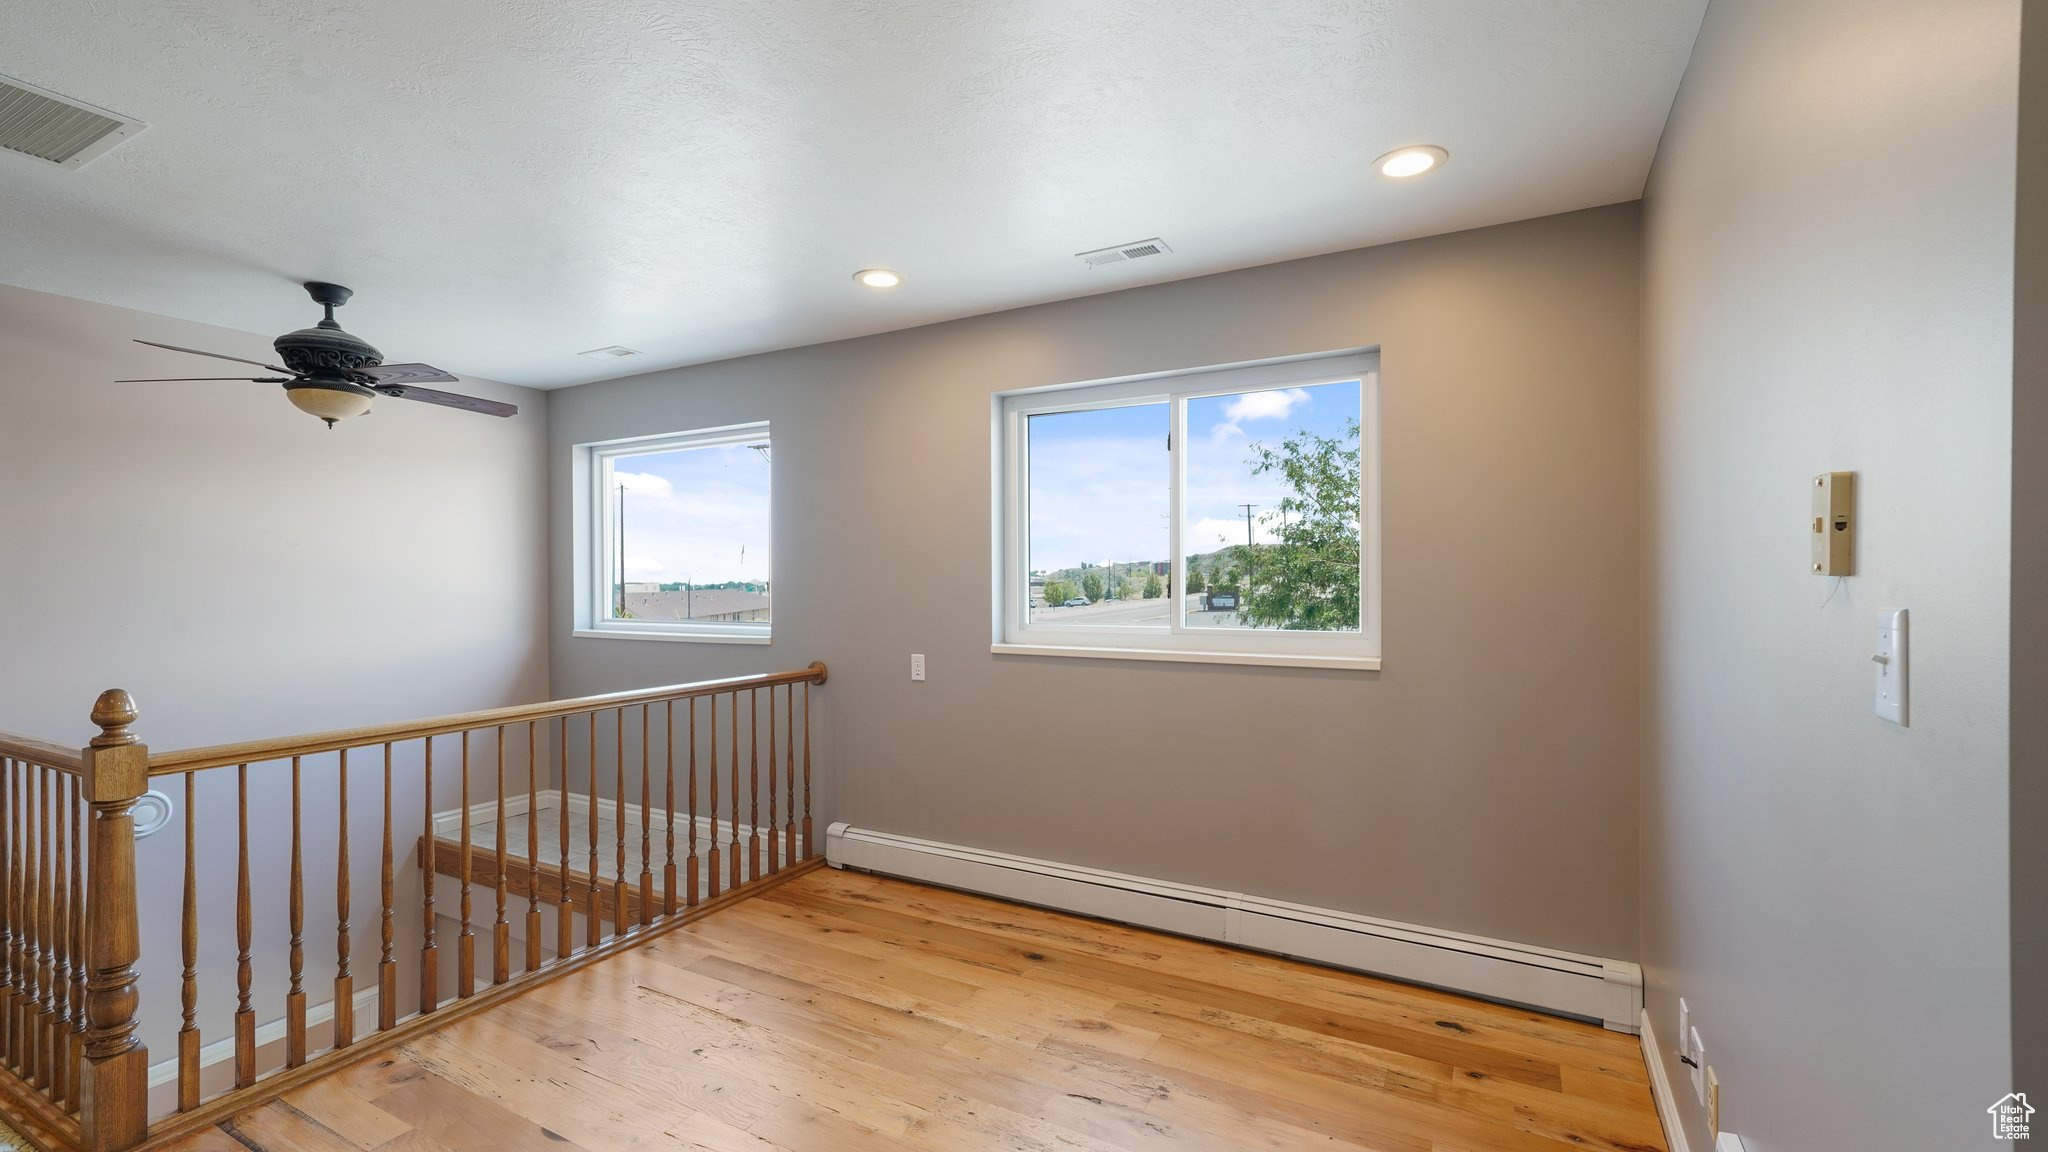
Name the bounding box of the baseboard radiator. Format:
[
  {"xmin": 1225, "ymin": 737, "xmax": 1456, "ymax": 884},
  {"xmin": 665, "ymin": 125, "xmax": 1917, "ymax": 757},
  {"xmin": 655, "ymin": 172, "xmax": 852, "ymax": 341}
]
[{"xmin": 825, "ymin": 822, "xmax": 1641, "ymax": 1032}]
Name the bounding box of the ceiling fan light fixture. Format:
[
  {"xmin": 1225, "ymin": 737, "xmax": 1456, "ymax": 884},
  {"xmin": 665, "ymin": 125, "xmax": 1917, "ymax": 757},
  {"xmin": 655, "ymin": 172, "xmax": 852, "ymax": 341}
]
[
  {"xmin": 286, "ymin": 382, "xmax": 375, "ymax": 427},
  {"xmin": 123, "ymin": 282, "xmax": 519, "ymax": 424}
]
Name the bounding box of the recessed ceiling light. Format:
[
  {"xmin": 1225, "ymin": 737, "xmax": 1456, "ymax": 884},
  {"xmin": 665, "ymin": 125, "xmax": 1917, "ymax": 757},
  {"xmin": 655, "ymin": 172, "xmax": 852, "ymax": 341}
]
[
  {"xmin": 1375, "ymin": 145, "xmax": 1448, "ymax": 179},
  {"xmin": 578, "ymin": 345, "xmax": 640, "ymax": 359},
  {"xmin": 854, "ymin": 268, "xmax": 903, "ymax": 288}
]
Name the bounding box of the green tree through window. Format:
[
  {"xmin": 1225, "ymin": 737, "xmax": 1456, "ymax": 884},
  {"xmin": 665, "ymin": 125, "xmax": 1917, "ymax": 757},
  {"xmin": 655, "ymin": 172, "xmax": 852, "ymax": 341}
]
[{"xmin": 1238, "ymin": 418, "xmax": 1361, "ymax": 630}]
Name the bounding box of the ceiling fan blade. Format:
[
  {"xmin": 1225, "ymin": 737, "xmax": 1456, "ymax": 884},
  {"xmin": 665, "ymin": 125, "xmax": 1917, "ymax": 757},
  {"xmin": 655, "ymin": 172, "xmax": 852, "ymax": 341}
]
[
  {"xmin": 133, "ymin": 339, "xmax": 293, "ymax": 374},
  {"xmin": 114, "ymin": 376, "xmax": 291, "ymax": 383},
  {"xmin": 360, "ymin": 362, "xmax": 460, "ymax": 385},
  {"xmin": 371, "ymin": 384, "xmax": 518, "ymax": 418}
]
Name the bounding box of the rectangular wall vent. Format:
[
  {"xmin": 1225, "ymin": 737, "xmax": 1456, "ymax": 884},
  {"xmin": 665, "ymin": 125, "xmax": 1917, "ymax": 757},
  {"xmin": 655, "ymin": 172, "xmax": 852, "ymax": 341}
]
[
  {"xmin": 1075, "ymin": 238, "xmax": 1173, "ymax": 268},
  {"xmin": 0, "ymin": 74, "xmax": 145, "ymax": 169}
]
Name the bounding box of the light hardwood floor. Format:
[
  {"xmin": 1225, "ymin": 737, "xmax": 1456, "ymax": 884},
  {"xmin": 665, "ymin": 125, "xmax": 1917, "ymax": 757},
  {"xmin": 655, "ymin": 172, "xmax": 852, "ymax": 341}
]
[{"xmin": 165, "ymin": 870, "xmax": 1667, "ymax": 1152}]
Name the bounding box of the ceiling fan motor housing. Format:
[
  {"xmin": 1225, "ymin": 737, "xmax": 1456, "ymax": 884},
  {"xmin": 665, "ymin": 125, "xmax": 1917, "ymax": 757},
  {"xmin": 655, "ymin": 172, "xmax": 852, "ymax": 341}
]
[{"xmin": 274, "ymin": 281, "xmax": 382, "ymax": 395}]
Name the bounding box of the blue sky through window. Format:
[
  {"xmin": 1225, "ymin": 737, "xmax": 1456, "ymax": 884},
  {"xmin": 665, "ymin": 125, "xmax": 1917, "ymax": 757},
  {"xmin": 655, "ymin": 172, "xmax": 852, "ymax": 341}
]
[
  {"xmin": 1027, "ymin": 403, "xmax": 1168, "ymax": 574},
  {"xmin": 609, "ymin": 442, "xmax": 771, "ymax": 585},
  {"xmin": 1025, "ymin": 379, "xmax": 1360, "ymax": 573}
]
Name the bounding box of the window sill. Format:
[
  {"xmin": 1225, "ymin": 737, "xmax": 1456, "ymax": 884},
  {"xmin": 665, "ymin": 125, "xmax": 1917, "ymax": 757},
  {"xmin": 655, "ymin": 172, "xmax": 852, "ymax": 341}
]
[
  {"xmin": 990, "ymin": 643, "xmax": 1379, "ymax": 671},
  {"xmin": 573, "ymin": 628, "xmax": 772, "ymax": 645}
]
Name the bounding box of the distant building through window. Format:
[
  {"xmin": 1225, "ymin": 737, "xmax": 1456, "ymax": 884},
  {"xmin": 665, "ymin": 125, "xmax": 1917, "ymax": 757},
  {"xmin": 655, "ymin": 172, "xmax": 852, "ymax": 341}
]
[{"xmin": 575, "ymin": 422, "xmax": 772, "ymax": 643}]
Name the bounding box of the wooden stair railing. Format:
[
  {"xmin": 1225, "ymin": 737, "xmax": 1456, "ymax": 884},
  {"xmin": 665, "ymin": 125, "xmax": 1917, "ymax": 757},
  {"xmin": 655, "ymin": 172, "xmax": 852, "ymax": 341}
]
[{"xmin": 0, "ymin": 663, "xmax": 827, "ymax": 1152}]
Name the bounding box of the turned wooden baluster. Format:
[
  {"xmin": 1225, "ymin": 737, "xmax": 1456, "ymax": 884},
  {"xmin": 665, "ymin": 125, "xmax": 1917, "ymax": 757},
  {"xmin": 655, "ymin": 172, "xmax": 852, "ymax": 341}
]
[
  {"xmin": 556, "ymin": 719, "xmax": 573, "ymax": 961},
  {"xmin": 79, "ymin": 690, "xmax": 149, "ymax": 1152},
  {"xmin": 749, "ymin": 689, "xmax": 762, "ymax": 882},
  {"xmin": 638, "ymin": 705, "xmax": 653, "ymax": 928},
  {"xmin": 234, "ymin": 764, "xmax": 254, "ymax": 1087},
  {"xmin": 493, "ymin": 725, "xmax": 509, "ymax": 985},
  {"xmin": 17, "ymin": 759, "xmax": 31, "ymax": 1081},
  {"xmin": 685, "ymin": 700, "xmax": 699, "ymax": 909},
  {"xmin": 705, "ymin": 700, "xmax": 720, "ymax": 901},
  {"xmin": 15, "ymin": 758, "xmax": 31, "ymax": 1079},
  {"xmin": 28, "ymin": 763, "xmax": 46, "ymax": 1087},
  {"xmin": 44, "ymin": 764, "xmax": 65, "ymax": 1090},
  {"xmin": 15, "ymin": 758, "xmax": 28, "ymax": 1079},
  {"xmin": 457, "ymin": 731, "xmax": 475, "ymax": 1000},
  {"xmin": 379, "ymin": 743, "xmax": 396, "ymax": 1032},
  {"xmin": 286, "ymin": 756, "xmax": 306, "ymax": 1068},
  {"xmin": 802, "ymin": 679, "xmax": 814, "ymax": 859},
  {"xmin": 68, "ymin": 779, "xmax": 84, "ymax": 1109},
  {"xmin": 334, "ymin": 749, "xmax": 353, "ymax": 1050},
  {"xmin": 613, "ymin": 709, "xmax": 628, "ymax": 938},
  {"xmin": 525, "ymin": 721, "xmax": 542, "ymax": 973},
  {"xmin": 51, "ymin": 770, "xmax": 69, "ymax": 1105},
  {"xmin": 767, "ymin": 689, "xmax": 778, "ymax": 876},
  {"xmin": 420, "ymin": 736, "xmax": 438, "ymax": 1014},
  {"xmin": 728, "ymin": 693, "xmax": 741, "ymax": 891},
  {"xmin": 585, "ymin": 714, "xmax": 600, "ymax": 948},
  {"xmin": 177, "ymin": 773, "xmax": 198, "ymax": 1110},
  {"xmin": 780, "ymin": 690, "xmax": 794, "ymax": 873},
  {"xmin": 2, "ymin": 757, "xmax": 14, "ymax": 1070},
  {"xmin": 663, "ymin": 701, "xmax": 678, "ymax": 917},
  {"xmin": 15, "ymin": 762, "xmax": 29, "ymax": 1079}
]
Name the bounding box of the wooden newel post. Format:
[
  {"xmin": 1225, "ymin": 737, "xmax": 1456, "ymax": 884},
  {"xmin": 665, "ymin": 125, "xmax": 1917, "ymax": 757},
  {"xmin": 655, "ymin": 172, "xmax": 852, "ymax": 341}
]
[{"xmin": 78, "ymin": 690, "xmax": 149, "ymax": 1152}]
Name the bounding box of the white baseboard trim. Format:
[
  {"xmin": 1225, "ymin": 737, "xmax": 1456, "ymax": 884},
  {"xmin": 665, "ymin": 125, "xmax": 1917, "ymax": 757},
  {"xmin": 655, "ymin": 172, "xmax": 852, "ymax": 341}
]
[
  {"xmin": 1640, "ymin": 1008, "xmax": 1691, "ymax": 1152},
  {"xmin": 824, "ymin": 823, "xmax": 1642, "ymax": 1031},
  {"xmin": 145, "ymin": 986, "xmax": 380, "ymax": 1118}
]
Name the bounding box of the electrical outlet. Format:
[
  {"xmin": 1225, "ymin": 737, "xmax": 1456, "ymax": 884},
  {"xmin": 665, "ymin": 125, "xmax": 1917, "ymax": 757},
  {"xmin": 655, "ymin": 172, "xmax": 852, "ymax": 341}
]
[
  {"xmin": 910, "ymin": 653, "xmax": 926, "ymax": 682},
  {"xmin": 1707, "ymin": 1066, "xmax": 1720, "ymax": 1134},
  {"xmin": 1678, "ymin": 999, "xmax": 1692, "ymax": 1058},
  {"xmin": 1689, "ymin": 1027, "xmax": 1706, "ymax": 1104}
]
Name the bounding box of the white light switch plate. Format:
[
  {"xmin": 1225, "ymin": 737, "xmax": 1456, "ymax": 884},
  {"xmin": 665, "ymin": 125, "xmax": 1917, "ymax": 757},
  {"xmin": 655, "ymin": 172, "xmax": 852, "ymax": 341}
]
[
  {"xmin": 1874, "ymin": 610, "xmax": 1907, "ymax": 726},
  {"xmin": 1689, "ymin": 1027, "xmax": 1705, "ymax": 1103},
  {"xmin": 911, "ymin": 653, "xmax": 926, "ymax": 682}
]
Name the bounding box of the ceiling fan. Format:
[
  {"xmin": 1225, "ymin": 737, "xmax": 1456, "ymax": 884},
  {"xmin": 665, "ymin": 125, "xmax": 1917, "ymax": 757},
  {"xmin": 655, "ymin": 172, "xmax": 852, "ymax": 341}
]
[{"xmin": 119, "ymin": 281, "xmax": 518, "ymax": 427}]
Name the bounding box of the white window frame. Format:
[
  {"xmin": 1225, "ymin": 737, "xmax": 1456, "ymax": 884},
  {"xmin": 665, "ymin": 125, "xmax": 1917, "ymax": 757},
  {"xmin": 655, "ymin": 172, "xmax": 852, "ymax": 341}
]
[
  {"xmin": 572, "ymin": 421, "xmax": 773, "ymax": 645},
  {"xmin": 993, "ymin": 351, "xmax": 1381, "ymax": 670}
]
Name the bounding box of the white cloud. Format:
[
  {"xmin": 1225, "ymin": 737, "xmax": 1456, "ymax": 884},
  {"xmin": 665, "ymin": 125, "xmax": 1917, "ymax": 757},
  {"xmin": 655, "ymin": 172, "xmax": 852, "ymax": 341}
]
[
  {"xmin": 1224, "ymin": 388, "xmax": 1311, "ymax": 424},
  {"xmin": 612, "ymin": 470, "xmax": 674, "ymax": 501},
  {"xmin": 1189, "ymin": 515, "xmax": 1281, "ymax": 551},
  {"xmin": 625, "ymin": 553, "xmax": 670, "ymax": 579},
  {"xmin": 1210, "ymin": 388, "xmax": 1311, "ymax": 442},
  {"xmin": 611, "ymin": 481, "xmax": 770, "ymax": 582}
]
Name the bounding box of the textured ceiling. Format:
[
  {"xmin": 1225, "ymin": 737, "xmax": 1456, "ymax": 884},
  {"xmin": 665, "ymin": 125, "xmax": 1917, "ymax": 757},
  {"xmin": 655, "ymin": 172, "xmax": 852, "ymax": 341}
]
[{"xmin": 0, "ymin": 1, "xmax": 1705, "ymax": 388}]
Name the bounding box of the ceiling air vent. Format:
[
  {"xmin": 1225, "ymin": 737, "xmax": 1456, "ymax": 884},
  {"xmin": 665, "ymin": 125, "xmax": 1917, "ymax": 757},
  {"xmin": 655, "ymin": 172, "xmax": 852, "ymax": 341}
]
[
  {"xmin": 0, "ymin": 74, "xmax": 144, "ymax": 169},
  {"xmin": 1075, "ymin": 238, "xmax": 1173, "ymax": 269}
]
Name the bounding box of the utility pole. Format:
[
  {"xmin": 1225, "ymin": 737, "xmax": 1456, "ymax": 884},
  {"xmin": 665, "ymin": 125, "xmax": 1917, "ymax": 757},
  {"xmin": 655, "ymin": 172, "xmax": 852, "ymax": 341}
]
[
  {"xmin": 1238, "ymin": 503, "xmax": 1258, "ymax": 591},
  {"xmin": 617, "ymin": 482, "xmax": 628, "ymax": 618}
]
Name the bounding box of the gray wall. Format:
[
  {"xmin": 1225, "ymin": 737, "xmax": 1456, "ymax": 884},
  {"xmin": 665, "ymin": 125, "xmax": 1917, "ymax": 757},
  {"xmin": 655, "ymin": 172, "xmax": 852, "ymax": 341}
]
[
  {"xmin": 549, "ymin": 204, "xmax": 1644, "ymax": 961},
  {"xmin": 2015, "ymin": 0, "xmax": 2048, "ymax": 1098},
  {"xmin": 1640, "ymin": 1, "xmax": 2018, "ymax": 1149},
  {"xmin": 0, "ymin": 282, "xmax": 551, "ymax": 1057}
]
